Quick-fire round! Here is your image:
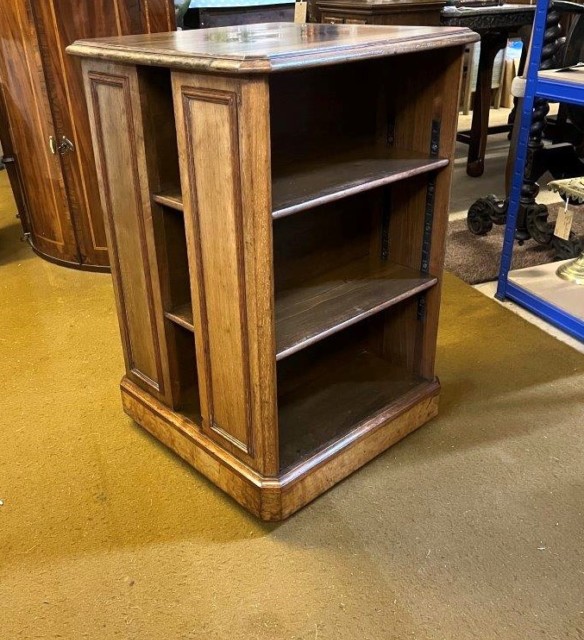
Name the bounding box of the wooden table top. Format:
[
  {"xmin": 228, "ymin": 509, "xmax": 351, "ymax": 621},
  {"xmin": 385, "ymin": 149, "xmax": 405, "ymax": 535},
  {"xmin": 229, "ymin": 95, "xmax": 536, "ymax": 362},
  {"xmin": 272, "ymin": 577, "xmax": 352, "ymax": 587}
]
[{"xmin": 68, "ymin": 22, "xmax": 478, "ymax": 73}]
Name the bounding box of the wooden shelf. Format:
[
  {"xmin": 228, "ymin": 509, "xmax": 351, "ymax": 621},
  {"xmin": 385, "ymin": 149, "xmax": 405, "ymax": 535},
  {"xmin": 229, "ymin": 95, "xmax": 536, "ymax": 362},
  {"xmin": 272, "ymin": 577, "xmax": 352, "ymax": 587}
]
[
  {"xmin": 164, "ymin": 303, "xmax": 194, "ymax": 331},
  {"xmin": 272, "ymin": 145, "xmax": 448, "ymax": 219},
  {"xmin": 278, "ymin": 347, "xmax": 427, "ymax": 472},
  {"xmin": 153, "ymin": 189, "xmax": 183, "ymax": 212},
  {"xmin": 153, "ymin": 147, "xmax": 448, "ymax": 220},
  {"xmin": 165, "ymin": 259, "xmax": 436, "ymax": 358},
  {"xmin": 275, "ymin": 258, "xmax": 436, "ymax": 360}
]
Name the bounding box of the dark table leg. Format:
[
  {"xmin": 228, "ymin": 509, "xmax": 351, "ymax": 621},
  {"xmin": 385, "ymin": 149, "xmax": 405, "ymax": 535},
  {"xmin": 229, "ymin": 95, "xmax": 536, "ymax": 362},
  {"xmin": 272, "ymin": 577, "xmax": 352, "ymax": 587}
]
[{"xmin": 467, "ymin": 30, "xmax": 508, "ymax": 177}]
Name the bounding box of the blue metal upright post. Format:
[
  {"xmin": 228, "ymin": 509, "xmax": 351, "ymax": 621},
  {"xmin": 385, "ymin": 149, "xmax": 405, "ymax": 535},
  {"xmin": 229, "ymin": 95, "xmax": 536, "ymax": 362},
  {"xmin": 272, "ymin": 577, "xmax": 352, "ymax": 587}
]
[
  {"xmin": 496, "ymin": 0, "xmax": 550, "ymax": 300},
  {"xmin": 495, "ymin": 0, "xmax": 584, "ymax": 341}
]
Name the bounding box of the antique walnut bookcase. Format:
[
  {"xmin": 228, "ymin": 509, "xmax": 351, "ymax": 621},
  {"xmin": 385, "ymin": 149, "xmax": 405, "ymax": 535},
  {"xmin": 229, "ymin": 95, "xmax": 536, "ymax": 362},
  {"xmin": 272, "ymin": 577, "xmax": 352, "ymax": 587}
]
[{"xmin": 69, "ymin": 23, "xmax": 477, "ymax": 520}]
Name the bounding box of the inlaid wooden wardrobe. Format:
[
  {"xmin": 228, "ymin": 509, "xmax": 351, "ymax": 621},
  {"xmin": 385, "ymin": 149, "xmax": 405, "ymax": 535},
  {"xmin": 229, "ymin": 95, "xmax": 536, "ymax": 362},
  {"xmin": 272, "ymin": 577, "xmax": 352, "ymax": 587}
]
[{"xmin": 0, "ymin": 0, "xmax": 176, "ymax": 270}]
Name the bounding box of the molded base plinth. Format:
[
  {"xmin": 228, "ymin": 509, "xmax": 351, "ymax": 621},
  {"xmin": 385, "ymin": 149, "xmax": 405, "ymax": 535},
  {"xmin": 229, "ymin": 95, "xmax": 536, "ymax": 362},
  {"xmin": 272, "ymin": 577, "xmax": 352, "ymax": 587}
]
[{"xmin": 121, "ymin": 377, "xmax": 440, "ymax": 521}]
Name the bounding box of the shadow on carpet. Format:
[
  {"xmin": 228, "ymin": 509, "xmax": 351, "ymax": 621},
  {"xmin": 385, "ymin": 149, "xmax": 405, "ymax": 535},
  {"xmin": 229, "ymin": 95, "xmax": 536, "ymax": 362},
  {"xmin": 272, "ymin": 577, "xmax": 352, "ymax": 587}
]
[{"xmin": 445, "ymin": 203, "xmax": 584, "ymax": 284}]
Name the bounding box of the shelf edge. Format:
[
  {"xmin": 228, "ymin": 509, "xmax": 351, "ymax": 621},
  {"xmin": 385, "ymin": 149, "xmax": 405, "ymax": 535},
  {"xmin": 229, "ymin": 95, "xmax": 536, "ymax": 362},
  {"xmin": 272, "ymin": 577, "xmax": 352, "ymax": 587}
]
[
  {"xmin": 272, "ymin": 156, "xmax": 449, "ymax": 219},
  {"xmin": 275, "ymin": 274, "xmax": 437, "ymax": 361}
]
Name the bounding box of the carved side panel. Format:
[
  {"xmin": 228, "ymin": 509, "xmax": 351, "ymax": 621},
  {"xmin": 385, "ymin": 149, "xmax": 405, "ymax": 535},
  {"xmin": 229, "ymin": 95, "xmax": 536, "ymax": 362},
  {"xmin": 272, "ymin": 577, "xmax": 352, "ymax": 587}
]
[
  {"xmin": 173, "ymin": 72, "xmax": 277, "ymax": 475},
  {"xmin": 82, "ymin": 61, "xmax": 171, "ymax": 402}
]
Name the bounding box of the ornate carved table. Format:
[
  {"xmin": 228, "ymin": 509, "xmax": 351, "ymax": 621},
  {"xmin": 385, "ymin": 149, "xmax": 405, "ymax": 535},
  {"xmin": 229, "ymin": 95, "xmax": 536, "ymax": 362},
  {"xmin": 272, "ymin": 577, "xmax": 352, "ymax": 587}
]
[{"xmin": 441, "ymin": 3, "xmax": 535, "ymax": 177}]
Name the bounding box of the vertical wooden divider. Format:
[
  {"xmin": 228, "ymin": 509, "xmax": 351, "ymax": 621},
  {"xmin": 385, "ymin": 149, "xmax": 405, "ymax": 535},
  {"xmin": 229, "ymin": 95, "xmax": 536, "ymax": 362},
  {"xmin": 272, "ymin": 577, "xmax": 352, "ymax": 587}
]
[{"xmin": 172, "ymin": 72, "xmax": 278, "ymax": 476}]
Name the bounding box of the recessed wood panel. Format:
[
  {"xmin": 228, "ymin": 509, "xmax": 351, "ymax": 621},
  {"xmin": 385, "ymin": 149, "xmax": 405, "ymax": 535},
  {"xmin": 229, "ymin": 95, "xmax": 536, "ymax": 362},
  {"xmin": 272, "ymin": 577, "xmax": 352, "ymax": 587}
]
[
  {"xmin": 181, "ymin": 88, "xmax": 252, "ymax": 453},
  {"xmin": 173, "ymin": 71, "xmax": 278, "ymax": 474},
  {"xmin": 86, "ymin": 68, "xmax": 164, "ymax": 395}
]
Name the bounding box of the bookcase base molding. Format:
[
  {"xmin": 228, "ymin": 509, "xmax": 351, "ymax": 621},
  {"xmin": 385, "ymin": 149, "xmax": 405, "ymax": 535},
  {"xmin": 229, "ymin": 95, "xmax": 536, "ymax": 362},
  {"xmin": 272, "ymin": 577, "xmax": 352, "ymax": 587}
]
[{"xmin": 122, "ymin": 376, "xmax": 440, "ymax": 521}]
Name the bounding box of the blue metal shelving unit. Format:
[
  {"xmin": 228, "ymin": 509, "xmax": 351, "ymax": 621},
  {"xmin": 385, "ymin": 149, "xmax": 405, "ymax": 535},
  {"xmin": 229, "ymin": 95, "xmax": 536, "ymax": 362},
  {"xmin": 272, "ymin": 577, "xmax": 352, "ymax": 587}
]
[{"xmin": 496, "ymin": 0, "xmax": 584, "ymax": 341}]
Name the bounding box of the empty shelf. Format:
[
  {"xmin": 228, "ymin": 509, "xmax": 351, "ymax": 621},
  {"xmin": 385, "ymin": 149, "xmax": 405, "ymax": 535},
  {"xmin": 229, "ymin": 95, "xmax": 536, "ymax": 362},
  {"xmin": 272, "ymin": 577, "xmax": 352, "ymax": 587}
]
[
  {"xmin": 165, "ymin": 303, "xmax": 194, "ymax": 331},
  {"xmin": 153, "ymin": 189, "xmax": 183, "ymax": 212},
  {"xmin": 275, "ymin": 258, "xmax": 436, "ymax": 360},
  {"xmin": 272, "ymin": 145, "xmax": 448, "ymax": 219},
  {"xmin": 278, "ymin": 347, "xmax": 428, "ymax": 472},
  {"xmin": 154, "ymin": 147, "xmax": 448, "ymax": 221}
]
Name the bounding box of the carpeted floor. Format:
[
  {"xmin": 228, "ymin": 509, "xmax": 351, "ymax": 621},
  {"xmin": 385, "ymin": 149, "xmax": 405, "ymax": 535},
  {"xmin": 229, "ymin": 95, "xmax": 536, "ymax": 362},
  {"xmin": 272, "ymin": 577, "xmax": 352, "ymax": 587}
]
[
  {"xmin": 445, "ymin": 203, "xmax": 584, "ymax": 284},
  {"xmin": 1, "ymin": 171, "xmax": 584, "ymax": 638}
]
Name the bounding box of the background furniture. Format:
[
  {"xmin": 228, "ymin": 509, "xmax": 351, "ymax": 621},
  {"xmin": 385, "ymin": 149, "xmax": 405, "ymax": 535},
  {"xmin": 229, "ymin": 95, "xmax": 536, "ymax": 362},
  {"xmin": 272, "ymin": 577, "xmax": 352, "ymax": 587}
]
[
  {"xmin": 317, "ymin": 0, "xmax": 443, "ymax": 26},
  {"xmin": 185, "ymin": 0, "xmax": 294, "ymax": 27},
  {"xmin": 0, "ymin": 0, "xmax": 176, "ymax": 271},
  {"xmin": 0, "ymin": 79, "xmax": 28, "ymax": 236},
  {"xmin": 498, "ymin": 0, "xmax": 584, "ymax": 341},
  {"xmin": 467, "ymin": 3, "xmax": 584, "ymax": 251},
  {"xmin": 70, "ymin": 22, "xmax": 476, "ymax": 519},
  {"xmin": 441, "ymin": 3, "xmax": 535, "ymax": 177},
  {"xmin": 460, "ymin": 40, "xmax": 507, "ymax": 115}
]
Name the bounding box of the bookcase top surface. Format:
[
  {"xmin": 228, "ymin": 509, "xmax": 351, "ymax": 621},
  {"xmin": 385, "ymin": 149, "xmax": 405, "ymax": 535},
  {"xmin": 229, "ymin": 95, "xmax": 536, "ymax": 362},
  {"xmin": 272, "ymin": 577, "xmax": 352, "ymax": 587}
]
[{"xmin": 68, "ymin": 22, "xmax": 478, "ymax": 74}]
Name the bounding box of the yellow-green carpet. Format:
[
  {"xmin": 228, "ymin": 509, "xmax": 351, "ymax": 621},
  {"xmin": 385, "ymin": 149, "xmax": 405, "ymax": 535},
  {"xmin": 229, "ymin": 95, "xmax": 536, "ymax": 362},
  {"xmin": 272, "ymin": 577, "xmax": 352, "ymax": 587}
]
[{"xmin": 1, "ymin": 169, "xmax": 583, "ymax": 639}]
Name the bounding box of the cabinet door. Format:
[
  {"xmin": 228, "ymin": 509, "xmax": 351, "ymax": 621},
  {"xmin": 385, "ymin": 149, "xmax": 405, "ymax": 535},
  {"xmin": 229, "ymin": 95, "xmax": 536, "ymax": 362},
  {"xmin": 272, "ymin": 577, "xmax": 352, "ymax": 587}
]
[
  {"xmin": 0, "ymin": 0, "xmax": 77, "ymax": 265},
  {"xmin": 30, "ymin": 0, "xmax": 176, "ymax": 270},
  {"xmin": 31, "ymin": 0, "xmax": 111, "ymax": 268}
]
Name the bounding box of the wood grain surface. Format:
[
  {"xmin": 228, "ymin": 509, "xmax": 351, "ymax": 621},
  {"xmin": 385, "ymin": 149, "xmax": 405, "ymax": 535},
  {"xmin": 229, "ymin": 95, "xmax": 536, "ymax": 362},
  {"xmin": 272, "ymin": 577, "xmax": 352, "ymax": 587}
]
[
  {"xmin": 0, "ymin": 0, "xmax": 76, "ymax": 263},
  {"xmin": 173, "ymin": 71, "xmax": 278, "ymax": 475},
  {"xmin": 68, "ymin": 23, "xmax": 478, "ymax": 73},
  {"xmin": 272, "ymin": 146, "xmax": 448, "ymax": 218},
  {"xmin": 275, "ymin": 258, "xmax": 436, "ymax": 360},
  {"xmin": 82, "ymin": 61, "xmax": 177, "ymax": 404}
]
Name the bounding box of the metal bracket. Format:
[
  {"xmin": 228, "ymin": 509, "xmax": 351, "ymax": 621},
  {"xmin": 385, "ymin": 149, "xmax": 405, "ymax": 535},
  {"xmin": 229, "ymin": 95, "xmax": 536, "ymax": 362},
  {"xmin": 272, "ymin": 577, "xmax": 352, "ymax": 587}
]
[
  {"xmin": 421, "ymin": 176, "xmax": 437, "ymax": 275},
  {"xmin": 381, "ymin": 188, "xmax": 391, "ymax": 261},
  {"xmin": 420, "ymin": 119, "xmax": 441, "ymax": 273},
  {"xmin": 417, "ymin": 120, "xmax": 441, "ymax": 321},
  {"xmin": 417, "ymin": 294, "xmax": 427, "ymax": 321},
  {"xmin": 430, "ymin": 119, "xmax": 441, "ymax": 158}
]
